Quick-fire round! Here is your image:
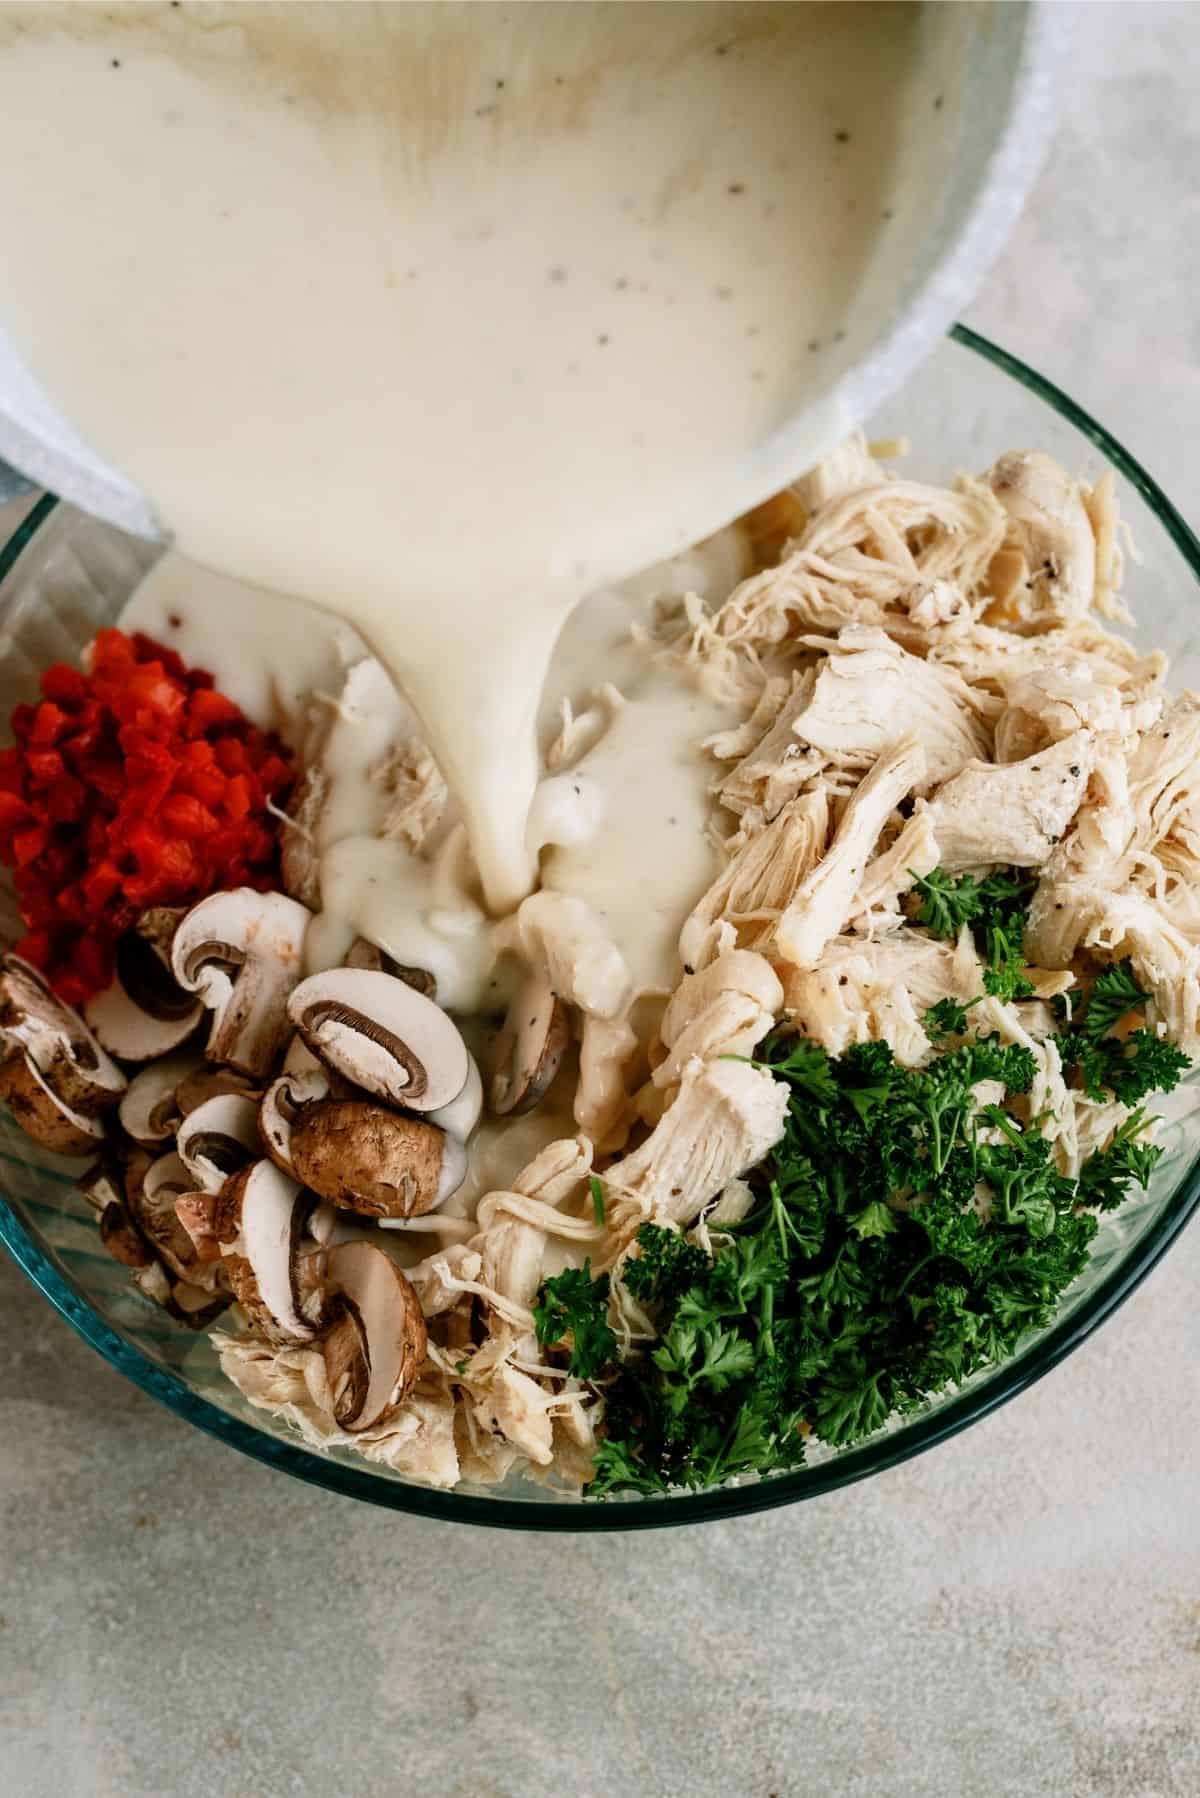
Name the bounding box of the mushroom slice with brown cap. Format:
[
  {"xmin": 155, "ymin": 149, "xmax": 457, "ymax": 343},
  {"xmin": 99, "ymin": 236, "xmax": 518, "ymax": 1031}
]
[
  {"xmin": 119, "ymin": 1050, "xmax": 205, "ymax": 1151},
  {"xmin": 177, "ymin": 1092, "xmax": 263, "ymax": 1194},
  {"xmin": 84, "ymin": 925, "xmax": 204, "ymax": 1062},
  {"xmin": 489, "ymin": 974, "xmax": 570, "ymax": 1117},
  {"xmin": 0, "ymin": 955, "xmax": 126, "ymax": 1118},
  {"xmin": 0, "ymin": 1053, "xmax": 110, "ymax": 1155},
  {"xmin": 287, "ymin": 966, "xmax": 469, "ymax": 1112},
  {"xmin": 258, "ymin": 1065, "xmax": 330, "ymax": 1177},
  {"xmin": 214, "ymin": 1160, "xmax": 324, "ymax": 1341},
  {"xmin": 173, "ymin": 1189, "xmax": 223, "ymax": 1267},
  {"xmin": 98, "ymin": 1198, "xmax": 154, "ymax": 1270},
  {"xmin": 171, "ymin": 889, "xmax": 311, "ymax": 1081},
  {"xmin": 320, "ymin": 1298, "xmax": 370, "ymax": 1429},
  {"xmin": 288, "ymin": 1098, "xmax": 466, "ymax": 1218},
  {"xmin": 319, "ymin": 1241, "xmax": 427, "ymax": 1432},
  {"xmin": 132, "ymin": 1152, "xmax": 209, "ymax": 1280}
]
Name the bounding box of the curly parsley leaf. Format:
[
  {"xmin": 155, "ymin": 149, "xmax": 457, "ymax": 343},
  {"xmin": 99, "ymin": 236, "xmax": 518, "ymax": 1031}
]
[
  {"xmin": 532, "ymin": 1260, "xmax": 616, "ymax": 1380},
  {"xmin": 925, "ymin": 996, "xmax": 972, "ymax": 1039},
  {"xmin": 1059, "ymin": 1027, "xmax": 1190, "ymax": 1105},
  {"xmin": 912, "ymin": 867, "xmax": 982, "ymax": 939},
  {"xmin": 761, "ymin": 1033, "xmax": 839, "ymax": 1104},
  {"xmin": 1083, "ymin": 959, "xmax": 1150, "ymax": 1040},
  {"xmin": 1076, "ymin": 1109, "xmax": 1164, "ymax": 1210},
  {"xmin": 622, "ymin": 1223, "xmax": 709, "ymax": 1307},
  {"xmin": 913, "ymin": 865, "xmax": 1035, "ymax": 1002}
]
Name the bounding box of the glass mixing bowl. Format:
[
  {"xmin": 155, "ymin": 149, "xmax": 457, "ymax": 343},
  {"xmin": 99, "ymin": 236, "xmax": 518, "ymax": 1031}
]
[{"xmin": 0, "ymin": 326, "xmax": 1196, "ymax": 1530}]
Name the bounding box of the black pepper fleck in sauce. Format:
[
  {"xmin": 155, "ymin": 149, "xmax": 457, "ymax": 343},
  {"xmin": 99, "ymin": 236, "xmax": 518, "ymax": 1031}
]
[
  {"xmin": 727, "ymin": 182, "xmax": 745, "ymax": 196},
  {"xmin": 834, "ymin": 129, "xmax": 850, "ymax": 143}
]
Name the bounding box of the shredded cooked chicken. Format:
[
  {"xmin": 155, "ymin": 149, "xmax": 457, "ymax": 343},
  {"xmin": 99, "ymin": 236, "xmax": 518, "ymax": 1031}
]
[{"xmin": 218, "ymin": 438, "xmax": 1196, "ymax": 1494}]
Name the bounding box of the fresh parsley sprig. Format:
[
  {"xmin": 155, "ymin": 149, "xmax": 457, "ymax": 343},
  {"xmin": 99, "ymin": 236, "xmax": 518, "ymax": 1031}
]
[
  {"xmin": 1057, "ymin": 958, "xmax": 1191, "ymax": 1104},
  {"xmin": 911, "ymin": 865, "xmax": 1036, "ymax": 1001},
  {"xmin": 532, "ymin": 1261, "xmax": 616, "ymax": 1380}
]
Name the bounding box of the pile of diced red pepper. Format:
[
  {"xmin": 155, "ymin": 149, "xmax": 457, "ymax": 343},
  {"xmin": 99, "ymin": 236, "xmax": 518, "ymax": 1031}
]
[{"xmin": 0, "ymin": 629, "xmax": 294, "ymax": 1007}]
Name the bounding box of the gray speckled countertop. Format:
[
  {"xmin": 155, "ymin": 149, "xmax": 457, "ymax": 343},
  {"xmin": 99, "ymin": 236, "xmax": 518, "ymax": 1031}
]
[{"xmin": 1, "ymin": 7, "xmax": 1198, "ymax": 1796}]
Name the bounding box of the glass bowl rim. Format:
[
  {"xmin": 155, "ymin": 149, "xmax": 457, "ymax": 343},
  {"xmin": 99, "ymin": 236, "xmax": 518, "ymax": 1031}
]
[{"xmin": 0, "ymin": 322, "xmax": 1197, "ymax": 1532}]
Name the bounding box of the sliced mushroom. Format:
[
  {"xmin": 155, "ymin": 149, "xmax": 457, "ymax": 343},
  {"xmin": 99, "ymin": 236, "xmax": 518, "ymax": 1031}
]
[
  {"xmin": 428, "ymin": 1052, "xmax": 483, "ymax": 1141},
  {"xmin": 288, "ymin": 1098, "xmax": 466, "ymax": 1218},
  {"xmin": 84, "ymin": 924, "xmax": 204, "ymax": 1061},
  {"xmin": 132, "ymin": 1152, "xmax": 208, "ymax": 1280},
  {"xmin": 171, "ymin": 889, "xmax": 311, "ymax": 1080},
  {"xmin": 0, "ymin": 1053, "xmax": 109, "ymax": 1155},
  {"xmin": 120, "ymin": 1142, "xmax": 154, "ymax": 1211},
  {"xmin": 287, "ymin": 967, "xmax": 469, "ymax": 1111},
  {"xmin": 489, "ymin": 973, "xmax": 570, "ymax": 1116},
  {"xmin": 320, "ymin": 1241, "xmax": 427, "ymax": 1432},
  {"xmin": 118, "ymin": 1050, "xmax": 205, "ymax": 1150},
  {"xmin": 320, "ymin": 1297, "xmax": 371, "ymax": 1428},
  {"xmin": 77, "ymin": 1156, "xmax": 125, "ymax": 1215},
  {"xmin": 257, "ymin": 1065, "xmax": 330, "ymax": 1176},
  {"xmin": 0, "ymin": 955, "xmax": 126, "ymax": 1117},
  {"xmin": 214, "ymin": 1160, "xmax": 324, "ymax": 1341},
  {"xmin": 98, "ymin": 1198, "xmax": 154, "ymax": 1269},
  {"xmin": 173, "ymin": 1189, "xmax": 223, "ymax": 1266},
  {"xmin": 344, "ymin": 936, "xmax": 437, "ymax": 1000},
  {"xmin": 177, "ymin": 1092, "xmax": 262, "ymax": 1194},
  {"xmin": 174, "ymin": 1063, "xmax": 259, "ymax": 1118}
]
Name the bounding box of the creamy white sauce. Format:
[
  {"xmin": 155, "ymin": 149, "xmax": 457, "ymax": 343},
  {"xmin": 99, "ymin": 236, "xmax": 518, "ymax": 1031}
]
[
  {"xmin": 124, "ymin": 538, "xmax": 741, "ymax": 1009},
  {"xmin": 0, "ymin": 1, "xmax": 936, "ymax": 925}
]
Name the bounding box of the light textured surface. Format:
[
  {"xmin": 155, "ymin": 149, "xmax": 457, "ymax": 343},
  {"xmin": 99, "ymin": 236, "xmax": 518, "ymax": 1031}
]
[{"xmin": 1, "ymin": 7, "xmax": 1198, "ymax": 1796}]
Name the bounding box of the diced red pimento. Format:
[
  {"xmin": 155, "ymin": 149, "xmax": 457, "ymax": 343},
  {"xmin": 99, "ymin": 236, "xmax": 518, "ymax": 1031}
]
[{"xmin": 0, "ymin": 628, "xmax": 294, "ymax": 1002}]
